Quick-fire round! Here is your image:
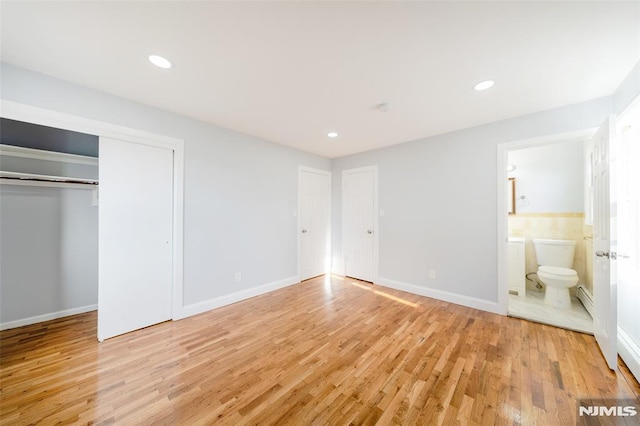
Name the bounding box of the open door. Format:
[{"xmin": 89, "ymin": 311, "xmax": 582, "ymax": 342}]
[
  {"xmin": 592, "ymin": 116, "xmax": 618, "ymax": 370},
  {"xmin": 616, "ymin": 99, "xmax": 640, "ymax": 381}
]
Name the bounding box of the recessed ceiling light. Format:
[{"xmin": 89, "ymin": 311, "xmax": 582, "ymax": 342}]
[
  {"xmin": 327, "ymin": 132, "xmax": 338, "ymax": 138},
  {"xmin": 474, "ymin": 80, "xmax": 494, "ymax": 91},
  {"xmin": 148, "ymin": 54, "xmax": 172, "ymax": 69}
]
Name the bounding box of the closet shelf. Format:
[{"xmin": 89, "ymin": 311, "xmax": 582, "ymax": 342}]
[
  {"xmin": 0, "ymin": 171, "xmax": 98, "ymax": 187},
  {"xmin": 0, "ymin": 144, "xmax": 98, "ymax": 166}
]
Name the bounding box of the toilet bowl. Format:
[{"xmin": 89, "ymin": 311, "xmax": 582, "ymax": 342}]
[
  {"xmin": 533, "ymin": 239, "xmax": 578, "ymax": 309},
  {"xmin": 537, "ymin": 265, "xmax": 579, "ymax": 309}
]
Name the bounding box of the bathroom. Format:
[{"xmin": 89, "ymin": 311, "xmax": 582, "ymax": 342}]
[{"xmin": 507, "ymin": 137, "xmax": 594, "ymax": 333}]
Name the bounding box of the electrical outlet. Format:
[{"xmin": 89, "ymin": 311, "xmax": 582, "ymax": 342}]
[
  {"xmin": 428, "ymin": 270, "xmax": 436, "ymax": 280},
  {"xmin": 234, "ymin": 272, "xmax": 241, "ymax": 282}
]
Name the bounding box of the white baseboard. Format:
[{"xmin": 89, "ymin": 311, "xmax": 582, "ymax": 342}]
[
  {"xmin": 376, "ymin": 277, "xmax": 501, "ymax": 314},
  {"xmin": 176, "ymin": 275, "xmax": 300, "ymax": 320},
  {"xmin": 576, "ymin": 284, "xmax": 594, "ymax": 318},
  {"xmin": 331, "ymin": 264, "xmax": 345, "ymax": 277},
  {"xmin": 0, "ymin": 304, "xmax": 98, "ymax": 331},
  {"xmin": 618, "ymin": 326, "xmax": 640, "ymax": 383}
]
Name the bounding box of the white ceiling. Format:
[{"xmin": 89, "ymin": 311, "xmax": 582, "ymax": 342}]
[{"xmin": 1, "ymin": 1, "xmax": 638, "ymax": 158}]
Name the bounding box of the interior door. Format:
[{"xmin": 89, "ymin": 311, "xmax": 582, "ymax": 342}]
[
  {"xmin": 98, "ymin": 137, "xmax": 174, "ymax": 341},
  {"xmin": 592, "ymin": 116, "xmax": 618, "ymax": 370},
  {"xmin": 343, "ymin": 167, "xmax": 376, "ymax": 282},
  {"xmin": 299, "ymin": 168, "xmax": 331, "ymax": 281},
  {"xmin": 616, "ymin": 102, "xmax": 640, "ymax": 381}
]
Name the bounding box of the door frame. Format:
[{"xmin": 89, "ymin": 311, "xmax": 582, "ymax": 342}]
[
  {"xmin": 341, "ymin": 165, "xmax": 379, "ymax": 283},
  {"xmin": 496, "ymin": 128, "xmax": 596, "ymax": 314},
  {"xmin": 297, "ymin": 166, "xmax": 332, "ymax": 281},
  {"xmin": 0, "ymin": 100, "xmax": 186, "ymax": 322}
]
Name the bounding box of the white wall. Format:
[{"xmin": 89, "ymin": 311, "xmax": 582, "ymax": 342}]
[
  {"xmin": 0, "ymin": 63, "xmax": 331, "ymax": 317},
  {"xmin": 614, "ymin": 62, "xmax": 639, "ymax": 116},
  {"xmin": 1, "ymin": 60, "xmax": 636, "ymax": 326},
  {"xmin": 0, "ymin": 185, "xmax": 98, "ymax": 324},
  {"xmin": 508, "ymin": 140, "xmax": 584, "ymax": 213},
  {"xmin": 332, "ymin": 97, "xmax": 613, "ymax": 309}
]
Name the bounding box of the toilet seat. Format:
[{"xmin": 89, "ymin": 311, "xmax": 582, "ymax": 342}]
[{"xmin": 538, "ymin": 265, "xmax": 577, "ymax": 278}]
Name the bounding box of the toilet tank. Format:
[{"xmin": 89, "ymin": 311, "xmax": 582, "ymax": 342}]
[{"xmin": 533, "ymin": 239, "xmax": 576, "ymax": 267}]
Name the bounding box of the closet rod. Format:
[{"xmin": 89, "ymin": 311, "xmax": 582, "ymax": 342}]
[{"xmin": 0, "ymin": 171, "xmax": 98, "ymax": 185}]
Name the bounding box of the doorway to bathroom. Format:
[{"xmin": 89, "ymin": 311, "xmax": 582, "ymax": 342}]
[{"xmin": 500, "ymin": 129, "xmax": 596, "ymax": 334}]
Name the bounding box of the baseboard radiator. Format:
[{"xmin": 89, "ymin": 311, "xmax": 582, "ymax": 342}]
[{"xmin": 576, "ymin": 284, "xmax": 594, "ymax": 318}]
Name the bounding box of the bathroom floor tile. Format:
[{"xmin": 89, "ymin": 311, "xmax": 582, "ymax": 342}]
[{"xmin": 508, "ymin": 290, "xmax": 593, "ymax": 334}]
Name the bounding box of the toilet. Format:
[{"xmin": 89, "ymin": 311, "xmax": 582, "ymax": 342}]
[{"xmin": 532, "ymin": 239, "xmax": 579, "ymax": 309}]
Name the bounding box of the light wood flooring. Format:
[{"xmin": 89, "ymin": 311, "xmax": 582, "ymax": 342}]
[{"xmin": 1, "ymin": 275, "xmax": 639, "ymax": 425}]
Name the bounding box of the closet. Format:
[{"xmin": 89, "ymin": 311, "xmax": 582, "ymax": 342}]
[
  {"xmin": 1, "ymin": 105, "xmax": 183, "ymax": 341},
  {"xmin": 0, "ymin": 118, "xmax": 99, "ymax": 330}
]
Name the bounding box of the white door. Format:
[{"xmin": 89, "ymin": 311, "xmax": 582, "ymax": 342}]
[
  {"xmin": 342, "ymin": 167, "xmax": 376, "ymax": 282},
  {"xmin": 616, "ymin": 101, "xmax": 640, "ymax": 381},
  {"xmin": 98, "ymin": 137, "xmax": 174, "ymax": 341},
  {"xmin": 592, "ymin": 116, "xmax": 618, "ymax": 370},
  {"xmin": 299, "ymin": 167, "xmax": 331, "ymax": 281}
]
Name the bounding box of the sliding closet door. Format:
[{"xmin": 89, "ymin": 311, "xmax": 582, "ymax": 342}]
[{"xmin": 98, "ymin": 137, "xmax": 174, "ymax": 341}]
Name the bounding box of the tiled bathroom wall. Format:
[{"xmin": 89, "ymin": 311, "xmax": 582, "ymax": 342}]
[{"xmin": 509, "ymin": 213, "xmax": 592, "ymax": 294}]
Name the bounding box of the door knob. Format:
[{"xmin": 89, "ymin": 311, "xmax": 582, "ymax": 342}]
[
  {"xmin": 367, "ymin": 229, "xmax": 373, "ymax": 234},
  {"xmin": 595, "ymin": 250, "xmax": 609, "ymax": 258},
  {"xmin": 301, "ymin": 229, "xmax": 307, "ymax": 233},
  {"xmin": 607, "ymin": 252, "xmax": 628, "ymax": 260}
]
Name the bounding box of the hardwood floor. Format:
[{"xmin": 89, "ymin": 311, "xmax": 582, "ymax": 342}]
[{"xmin": 1, "ymin": 275, "xmax": 639, "ymax": 425}]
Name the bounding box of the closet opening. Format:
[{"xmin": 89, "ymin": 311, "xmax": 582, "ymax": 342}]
[{"xmin": 0, "ymin": 118, "xmax": 99, "ymax": 330}]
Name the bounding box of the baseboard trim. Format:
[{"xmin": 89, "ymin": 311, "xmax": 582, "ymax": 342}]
[
  {"xmin": 618, "ymin": 326, "xmax": 640, "ymax": 383},
  {"xmin": 576, "ymin": 284, "xmax": 594, "ymax": 318},
  {"xmin": 376, "ymin": 277, "xmax": 501, "ymax": 314},
  {"xmin": 176, "ymin": 275, "xmax": 300, "ymax": 320},
  {"xmin": 331, "ymin": 265, "xmax": 345, "ymax": 277},
  {"xmin": 0, "ymin": 304, "xmax": 98, "ymax": 331}
]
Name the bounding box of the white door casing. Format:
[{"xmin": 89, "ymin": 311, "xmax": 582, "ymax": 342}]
[
  {"xmin": 342, "ymin": 166, "xmax": 378, "ymax": 282},
  {"xmin": 496, "ymin": 128, "xmax": 598, "ymax": 316},
  {"xmin": 0, "ymin": 100, "xmax": 185, "ymax": 337},
  {"xmin": 98, "ymin": 137, "xmax": 174, "ymax": 341},
  {"xmin": 298, "ymin": 167, "xmax": 331, "ymax": 281},
  {"xmin": 592, "ymin": 116, "xmax": 618, "ymax": 370}
]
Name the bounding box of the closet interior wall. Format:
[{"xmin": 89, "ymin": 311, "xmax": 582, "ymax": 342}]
[{"xmin": 0, "ymin": 144, "xmax": 99, "ymax": 329}]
